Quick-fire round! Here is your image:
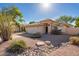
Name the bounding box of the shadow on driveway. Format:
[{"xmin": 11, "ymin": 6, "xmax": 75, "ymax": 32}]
[
  {"xmin": 18, "ymin": 33, "xmax": 70, "ymax": 47},
  {"xmin": 38, "ymin": 34, "xmax": 70, "ymax": 47}
]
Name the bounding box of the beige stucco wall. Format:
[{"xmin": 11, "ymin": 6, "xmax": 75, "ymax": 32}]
[
  {"xmin": 26, "ymin": 26, "xmax": 45, "ymax": 34},
  {"xmin": 48, "ymin": 25, "xmax": 52, "ymax": 34}
]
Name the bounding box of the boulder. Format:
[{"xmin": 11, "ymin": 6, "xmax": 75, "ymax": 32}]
[
  {"xmin": 45, "ymin": 41, "xmax": 51, "ymax": 45},
  {"xmin": 46, "ymin": 44, "xmax": 54, "ymax": 49},
  {"xmin": 36, "ymin": 41, "xmax": 45, "ymax": 46}
]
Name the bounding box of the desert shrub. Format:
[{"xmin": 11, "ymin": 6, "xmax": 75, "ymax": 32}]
[
  {"xmin": 7, "ymin": 40, "xmax": 26, "ymax": 54},
  {"xmin": 69, "ymin": 36, "xmax": 79, "ymax": 45}
]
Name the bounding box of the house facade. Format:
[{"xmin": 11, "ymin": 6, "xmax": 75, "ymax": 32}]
[{"xmin": 25, "ymin": 19, "xmax": 70, "ymax": 34}]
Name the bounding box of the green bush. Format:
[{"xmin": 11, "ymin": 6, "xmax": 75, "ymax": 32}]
[
  {"xmin": 69, "ymin": 36, "xmax": 79, "ymax": 45},
  {"xmin": 7, "ymin": 40, "xmax": 26, "ymax": 54}
]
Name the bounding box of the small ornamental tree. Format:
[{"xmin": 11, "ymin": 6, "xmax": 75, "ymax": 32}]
[
  {"xmin": 0, "ymin": 6, "xmax": 24, "ymax": 42},
  {"xmin": 0, "ymin": 12, "xmax": 14, "ymax": 41}
]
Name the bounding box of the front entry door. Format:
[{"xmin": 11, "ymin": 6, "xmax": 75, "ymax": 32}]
[{"xmin": 45, "ymin": 26, "xmax": 48, "ymax": 34}]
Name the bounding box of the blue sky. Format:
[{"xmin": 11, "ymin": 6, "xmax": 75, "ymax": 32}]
[{"xmin": 0, "ymin": 3, "xmax": 79, "ymax": 23}]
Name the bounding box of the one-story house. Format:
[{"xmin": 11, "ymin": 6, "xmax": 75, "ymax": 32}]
[{"xmin": 25, "ymin": 19, "xmax": 70, "ymax": 34}]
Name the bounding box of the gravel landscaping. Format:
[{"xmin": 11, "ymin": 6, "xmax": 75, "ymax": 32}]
[{"xmin": 19, "ymin": 43, "xmax": 69, "ymax": 56}]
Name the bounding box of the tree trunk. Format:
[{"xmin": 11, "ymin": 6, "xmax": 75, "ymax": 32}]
[{"xmin": 1, "ymin": 27, "xmax": 12, "ymax": 42}]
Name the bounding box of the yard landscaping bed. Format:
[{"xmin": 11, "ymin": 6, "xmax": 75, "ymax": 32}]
[
  {"xmin": 5, "ymin": 42, "xmax": 74, "ymax": 56},
  {"xmin": 5, "ymin": 40, "xmax": 72, "ymax": 56},
  {"xmin": 5, "ymin": 41, "xmax": 56, "ymax": 56},
  {"xmin": 5, "ymin": 44, "xmax": 55, "ymax": 56}
]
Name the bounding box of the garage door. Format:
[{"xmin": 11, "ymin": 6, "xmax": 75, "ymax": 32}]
[{"xmin": 26, "ymin": 26, "xmax": 45, "ymax": 34}]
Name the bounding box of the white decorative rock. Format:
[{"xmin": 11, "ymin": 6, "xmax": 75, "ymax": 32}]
[
  {"xmin": 36, "ymin": 41, "xmax": 45, "ymax": 46},
  {"xmin": 49, "ymin": 44, "xmax": 54, "ymax": 48},
  {"xmin": 0, "ymin": 37, "xmax": 2, "ymax": 43},
  {"xmin": 45, "ymin": 41, "xmax": 51, "ymax": 45}
]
